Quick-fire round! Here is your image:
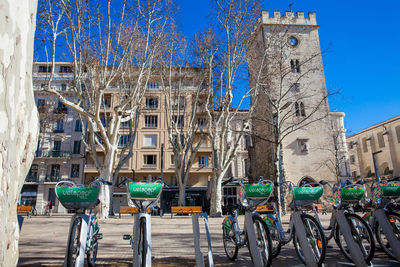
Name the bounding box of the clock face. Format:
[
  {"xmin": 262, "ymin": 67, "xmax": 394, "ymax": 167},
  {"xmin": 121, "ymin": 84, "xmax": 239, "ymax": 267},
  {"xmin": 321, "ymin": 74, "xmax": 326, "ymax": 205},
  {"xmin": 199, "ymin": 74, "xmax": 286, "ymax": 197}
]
[{"xmin": 288, "ymin": 36, "xmax": 299, "ymax": 47}]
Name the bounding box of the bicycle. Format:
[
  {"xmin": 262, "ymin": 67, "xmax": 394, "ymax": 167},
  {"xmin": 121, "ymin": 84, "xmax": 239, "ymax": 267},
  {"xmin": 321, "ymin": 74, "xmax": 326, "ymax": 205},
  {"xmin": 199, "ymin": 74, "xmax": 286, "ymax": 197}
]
[
  {"xmin": 222, "ymin": 177, "xmax": 273, "ymax": 267},
  {"xmin": 314, "ymin": 180, "xmax": 374, "ymax": 266},
  {"xmin": 362, "ymin": 179, "xmax": 400, "ymax": 261},
  {"xmin": 263, "ymin": 181, "xmax": 327, "ymax": 267},
  {"xmin": 55, "ymin": 178, "xmax": 112, "ymax": 267},
  {"xmin": 123, "ymin": 178, "xmax": 164, "ymax": 267}
]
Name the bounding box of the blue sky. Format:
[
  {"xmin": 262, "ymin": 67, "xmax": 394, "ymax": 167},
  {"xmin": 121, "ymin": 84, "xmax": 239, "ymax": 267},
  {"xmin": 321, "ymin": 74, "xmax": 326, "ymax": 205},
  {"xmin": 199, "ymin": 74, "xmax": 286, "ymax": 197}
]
[{"xmin": 176, "ymin": 0, "xmax": 400, "ymax": 135}]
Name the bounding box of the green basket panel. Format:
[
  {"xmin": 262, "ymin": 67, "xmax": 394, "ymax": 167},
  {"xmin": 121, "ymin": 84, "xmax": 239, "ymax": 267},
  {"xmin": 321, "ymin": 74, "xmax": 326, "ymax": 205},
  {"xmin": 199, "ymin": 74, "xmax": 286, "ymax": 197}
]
[
  {"xmin": 128, "ymin": 182, "xmax": 162, "ymax": 199},
  {"xmin": 56, "ymin": 187, "xmax": 99, "ymax": 204},
  {"xmin": 293, "ymin": 187, "xmax": 323, "ymax": 201},
  {"xmin": 244, "ymin": 183, "xmax": 273, "ymax": 199},
  {"xmin": 381, "ymin": 184, "xmax": 400, "ymax": 197},
  {"xmin": 341, "ymin": 188, "xmax": 365, "ymax": 201}
]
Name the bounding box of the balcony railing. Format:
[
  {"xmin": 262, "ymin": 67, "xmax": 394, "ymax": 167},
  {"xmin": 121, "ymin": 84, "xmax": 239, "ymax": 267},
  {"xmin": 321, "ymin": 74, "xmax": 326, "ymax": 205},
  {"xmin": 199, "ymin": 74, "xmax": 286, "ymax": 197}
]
[
  {"xmin": 45, "ymin": 176, "xmax": 63, "ymax": 183},
  {"xmin": 36, "ymin": 150, "xmax": 72, "ymax": 158},
  {"xmin": 25, "ymin": 176, "xmax": 38, "ymax": 183}
]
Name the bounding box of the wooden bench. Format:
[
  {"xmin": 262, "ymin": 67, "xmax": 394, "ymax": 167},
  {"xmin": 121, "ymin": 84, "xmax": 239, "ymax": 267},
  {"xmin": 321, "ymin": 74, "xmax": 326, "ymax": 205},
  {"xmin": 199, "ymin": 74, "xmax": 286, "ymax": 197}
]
[
  {"xmin": 119, "ymin": 206, "xmax": 150, "ymax": 218},
  {"xmin": 255, "ymin": 205, "xmax": 274, "ymax": 214},
  {"xmin": 17, "ymin": 206, "xmax": 33, "ymax": 217},
  {"xmin": 171, "ymin": 206, "xmax": 202, "ymax": 218}
]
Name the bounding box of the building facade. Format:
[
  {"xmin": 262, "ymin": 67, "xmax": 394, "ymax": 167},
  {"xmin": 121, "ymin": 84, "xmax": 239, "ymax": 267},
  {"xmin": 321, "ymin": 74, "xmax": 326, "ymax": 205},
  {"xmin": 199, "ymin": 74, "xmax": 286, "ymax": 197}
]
[
  {"xmin": 347, "ymin": 115, "xmax": 400, "ymax": 180},
  {"xmin": 248, "ymin": 11, "xmax": 342, "ymax": 185},
  {"xmin": 21, "ymin": 63, "xmax": 85, "ymax": 213}
]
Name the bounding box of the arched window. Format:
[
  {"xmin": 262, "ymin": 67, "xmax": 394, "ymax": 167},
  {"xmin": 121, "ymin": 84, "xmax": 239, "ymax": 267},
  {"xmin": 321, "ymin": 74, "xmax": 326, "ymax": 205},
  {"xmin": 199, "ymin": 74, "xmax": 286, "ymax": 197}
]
[
  {"xmin": 300, "ymin": 102, "xmax": 306, "ymax": 116},
  {"xmin": 295, "ymin": 102, "xmax": 300, "ymax": 116}
]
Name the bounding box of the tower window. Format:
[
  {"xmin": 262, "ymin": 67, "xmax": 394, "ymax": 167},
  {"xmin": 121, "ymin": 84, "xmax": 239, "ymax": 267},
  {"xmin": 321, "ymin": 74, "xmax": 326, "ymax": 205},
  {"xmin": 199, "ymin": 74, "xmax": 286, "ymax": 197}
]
[
  {"xmin": 290, "ymin": 59, "xmax": 300, "ymax": 73},
  {"xmin": 295, "ymin": 102, "xmax": 306, "ymax": 117}
]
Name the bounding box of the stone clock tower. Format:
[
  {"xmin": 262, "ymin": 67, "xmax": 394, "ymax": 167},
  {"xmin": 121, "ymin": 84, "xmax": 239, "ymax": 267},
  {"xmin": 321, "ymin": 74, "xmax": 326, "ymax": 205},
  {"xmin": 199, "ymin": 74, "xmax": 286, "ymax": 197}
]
[{"xmin": 248, "ymin": 11, "xmax": 339, "ymax": 185}]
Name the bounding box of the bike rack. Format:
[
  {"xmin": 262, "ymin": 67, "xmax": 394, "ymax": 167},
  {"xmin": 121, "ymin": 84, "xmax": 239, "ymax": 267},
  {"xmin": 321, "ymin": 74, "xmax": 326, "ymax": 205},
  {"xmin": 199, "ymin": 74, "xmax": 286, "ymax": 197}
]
[
  {"xmin": 132, "ymin": 213, "xmax": 152, "ymax": 267},
  {"xmin": 192, "ymin": 213, "xmax": 214, "ymax": 267},
  {"xmin": 334, "ymin": 210, "xmax": 369, "ymax": 267},
  {"xmin": 374, "ymin": 208, "xmax": 400, "ymax": 261},
  {"xmin": 292, "ymin": 211, "xmax": 318, "ymax": 267},
  {"xmin": 244, "ymin": 211, "xmax": 264, "ymax": 267}
]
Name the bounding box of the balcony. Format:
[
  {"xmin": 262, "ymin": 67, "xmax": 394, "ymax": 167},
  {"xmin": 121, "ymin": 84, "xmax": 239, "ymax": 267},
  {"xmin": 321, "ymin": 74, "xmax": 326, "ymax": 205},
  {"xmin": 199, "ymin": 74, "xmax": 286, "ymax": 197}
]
[
  {"xmin": 36, "ymin": 150, "xmax": 72, "ymax": 158},
  {"xmin": 25, "ymin": 175, "xmax": 38, "ymax": 183},
  {"xmin": 45, "ymin": 176, "xmax": 62, "ymax": 183}
]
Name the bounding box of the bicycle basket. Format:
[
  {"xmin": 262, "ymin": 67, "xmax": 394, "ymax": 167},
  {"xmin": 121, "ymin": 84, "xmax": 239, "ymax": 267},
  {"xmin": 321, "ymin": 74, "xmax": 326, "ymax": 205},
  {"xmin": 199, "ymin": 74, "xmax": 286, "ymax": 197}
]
[
  {"xmin": 293, "ymin": 187, "xmax": 323, "ymax": 203},
  {"xmin": 128, "ymin": 182, "xmax": 162, "ymax": 200},
  {"xmin": 55, "ymin": 185, "xmax": 100, "ymax": 210},
  {"xmin": 372, "ymin": 182, "xmax": 400, "ymax": 205},
  {"xmin": 244, "ymin": 183, "xmax": 273, "ymax": 199}
]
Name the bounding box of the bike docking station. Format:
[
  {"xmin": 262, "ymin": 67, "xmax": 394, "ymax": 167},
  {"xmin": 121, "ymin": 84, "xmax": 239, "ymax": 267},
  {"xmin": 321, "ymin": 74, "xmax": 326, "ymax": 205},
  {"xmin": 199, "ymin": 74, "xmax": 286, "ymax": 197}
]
[
  {"xmin": 192, "ymin": 212, "xmax": 214, "ymax": 267},
  {"xmin": 64, "ymin": 213, "xmax": 89, "ymax": 267},
  {"xmin": 244, "ymin": 211, "xmax": 265, "ymax": 267},
  {"xmin": 374, "ymin": 208, "xmax": 400, "ymax": 260},
  {"xmin": 132, "ymin": 212, "xmax": 152, "ymax": 267},
  {"xmin": 334, "ymin": 209, "xmax": 370, "ymax": 267}
]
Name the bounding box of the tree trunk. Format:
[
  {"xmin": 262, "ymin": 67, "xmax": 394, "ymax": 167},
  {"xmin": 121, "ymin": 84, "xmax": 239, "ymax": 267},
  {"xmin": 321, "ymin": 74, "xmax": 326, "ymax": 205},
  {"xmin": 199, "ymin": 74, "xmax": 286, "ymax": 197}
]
[
  {"xmin": 0, "ymin": 1, "xmax": 39, "ymax": 265},
  {"xmin": 275, "ymin": 142, "xmax": 287, "ymax": 214},
  {"xmin": 209, "ymin": 173, "xmax": 223, "ymax": 217},
  {"xmin": 97, "ymin": 150, "xmax": 115, "ymax": 219},
  {"xmin": 178, "ymin": 183, "xmax": 186, "ymax": 206}
]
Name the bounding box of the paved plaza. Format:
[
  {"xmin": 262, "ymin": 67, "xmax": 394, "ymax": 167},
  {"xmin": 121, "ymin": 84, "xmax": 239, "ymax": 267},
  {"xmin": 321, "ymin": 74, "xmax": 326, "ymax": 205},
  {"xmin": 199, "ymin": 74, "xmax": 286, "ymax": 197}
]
[{"xmin": 18, "ymin": 213, "xmax": 398, "ymax": 267}]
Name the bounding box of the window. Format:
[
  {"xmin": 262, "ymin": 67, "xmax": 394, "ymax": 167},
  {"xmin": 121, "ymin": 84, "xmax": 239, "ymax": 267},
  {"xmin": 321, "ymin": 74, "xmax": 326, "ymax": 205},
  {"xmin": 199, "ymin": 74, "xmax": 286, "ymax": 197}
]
[
  {"xmin": 60, "ymin": 66, "xmax": 72, "ymax": 73},
  {"xmin": 103, "ymin": 96, "xmax": 111, "ymax": 108},
  {"xmin": 172, "ymin": 134, "xmax": 184, "ymax": 146},
  {"xmin": 71, "ymin": 164, "xmax": 80, "ymax": 178},
  {"xmin": 144, "ymin": 155, "xmax": 157, "ymax": 165},
  {"xmin": 377, "ymin": 132, "xmax": 385, "ymax": 148},
  {"xmin": 172, "ymin": 96, "xmax": 185, "ymax": 109},
  {"xmin": 244, "ymin": 135, "xmax": 251, "ymax": 150},
  {"xmin": 61, "ymin": 83, "xmax": 67, "ymax": 91},
  {"xmin": 396, "ymin": 126, "xmax": 400, "ymax": 143},
  {"xmin": 73, "ymin": 141, "xmax": 81, "ymax": 154},
  {"xmin": 352, "ymin": 171, "xmax": 357, "ymax": 178},
  {"xmin": 198, "ymin": 156, "xmax": 208, "ymax": 167},
  {"xmin": 297, "ymin": 139, "xmax": 308, "ymax": 153},
  {"xmin": 38, "ymin": 65, "xmax": 51, "ymax": 73},
  {"xmin": 55, "ymin": 119, "xmax": 64, "ymax": 133},
  {"xmin": 121, "ymin": 120, "xmax": 130, "ymax": 128},
  {"xmin": 362, "ymin": 137, "xmax": 368, "ymax": 153},
  {"xmin": 147, "ymin": 82, "xmax": 159, "ymax": 89},
  {"xmin": 295, "ymin": 102, "xmax": 306, "ymax": 117},
  {"xmin": 40, "ymin": 83, "xmax": 45, "ymax": 88},
  {"xmin": 223, "ymin": 187, "xmax": 237, "ymax": 206},
  {"xmin": 348, "ymin": 142, "xmax": 354, "ymax": 149},
  {"xmin": 290, "ymin": 59, "xmax": 300, "ymax": 73},
  {"xmin": 198, "ymin": 117, "xmax": 206, "ymax": 128},
  {"xmin": 37, "ymin": 99, "xmax": 46, "ymax": 108},
  {"xmin": 144, "ymin": 115, "xmax": 158, "ymax": 128},
  {"xmin": 53, "ymin": 140, "xmax": 61, "ymax": 152},
  {"xmin": 143, "ymin": 135, "xmax": 157, "ymax": 147},
  {"xmin": 290, "ymin": 83, "xmax": 300, "ymax": 93},
  {"xmin": 119, "ymin": 135, "xmax": 130, "ymax": 147},
  {"xmin": 350, "ymin": 155, "xmax": 355, "ymax": 164},
  {"xmin": 145, "ymin": 98, "xmax": 158, "ymax": 109},
  {"xmin": 50, "ymin": 164, "xmax": 60, "ymax": 179},
  {"xmin": 300, "ymin": 102, "xmax": 306, "ymax": 116},
  {"xmin": 172, "ymin": 115, "xmax": 184, "ymax": 128},
  {"xmin": 171, "ymin": 155, "xmax": 175, "ymax": 165},
  {"xmin": 75, "ymin": 120, "xmax": 82, "ymax": 132},
  {"xmin": 26, "ymin": 164, "xmax": 38, "ymax": 182},
  {"xmin": 100, "ymin": 117, "xmax": 107, "ymax": 127}
]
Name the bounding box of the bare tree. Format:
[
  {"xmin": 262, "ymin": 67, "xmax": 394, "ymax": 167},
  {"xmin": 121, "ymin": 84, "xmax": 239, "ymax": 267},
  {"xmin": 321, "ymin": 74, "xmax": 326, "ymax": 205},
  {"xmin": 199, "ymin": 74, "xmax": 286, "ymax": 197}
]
[
  {"xmin": 0, "ymin": 1, "xmax": 39, "ymax": 264},
  {"xmin": 36, "ymin": 0, "xmax": 174, "ymax": 218},
  {"xmin": 248, "ymin": 21, "xmax": 336, "ymax": 211},
  {"xmin": 194, "ymin": 0, "xmax": 261, "ymax": 216}
]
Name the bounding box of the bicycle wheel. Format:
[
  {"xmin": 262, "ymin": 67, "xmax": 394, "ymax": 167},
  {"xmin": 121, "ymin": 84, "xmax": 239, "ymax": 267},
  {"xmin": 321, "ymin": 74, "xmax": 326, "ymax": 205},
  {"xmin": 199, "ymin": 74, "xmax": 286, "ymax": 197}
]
[
  {"xmin": 247, "ymin": 215, "xmax": 273, "ymax": 267},
  {"xmin": 222, "ymin": 219, "xmax": 239, "ymax": 260},
  {"xmin": 264, "ymin": 215, "xmax": 281, "ymax": 258},
  {"xmin": 375, "ymin": 211, "xmax": 400, "ymax": 260},
  {"xmin": 336, "ymin": 213, "xmax": 375, "ymax": 264},
  {"xmin": 67, "ymin": 217, "xmax": 82, "ymax": 267},
  {"xmin": 137, "ymin": 217, "xmax": 147, "ymax": 267},
  {"xmin": 293, "ymin": 213, "xmax": 326, "ymax": 266},
  {"xmin": 86, "ymin": 223, "xmax": 98, "ymax": 267}
]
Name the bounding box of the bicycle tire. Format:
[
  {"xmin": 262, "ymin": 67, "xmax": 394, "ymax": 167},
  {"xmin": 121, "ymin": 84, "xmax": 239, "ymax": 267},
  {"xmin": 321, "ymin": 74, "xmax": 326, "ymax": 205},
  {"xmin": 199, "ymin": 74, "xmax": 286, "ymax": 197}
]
[
  {"xmin": 293, "ymin": 213, "xmax": 326, "ymax": 266},
  {"xmin": 247, "ymin": 215, "xmax": 273, "ymax": 267},
  {"xmin": 66, "ymin": 217, "xmax": 82, "ymax": 267},
  {"xmin": 375, "ymin": 211, "xmax": 400, "ymax": 260},
  {"xmin": 86, "ymin": 223, "xmax": 98, "ymax": 267},
  {"xmin": 336, "ymin": 213, "xmax": 375, "ymax": 264},
  {"xmin": 137, "ymin": 217, "xmax": 147, "ymax": 267},
  {"xmin": 222, "ymin": 219, "xmax": 239, "ymax": 260}
]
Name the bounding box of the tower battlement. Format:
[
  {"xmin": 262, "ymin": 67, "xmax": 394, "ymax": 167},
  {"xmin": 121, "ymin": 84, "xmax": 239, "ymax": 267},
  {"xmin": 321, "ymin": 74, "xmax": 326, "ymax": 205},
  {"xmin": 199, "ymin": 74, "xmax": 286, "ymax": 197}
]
[{"xmin": 261, "ymin": 11, "xmax": 317, "ymax": 26}]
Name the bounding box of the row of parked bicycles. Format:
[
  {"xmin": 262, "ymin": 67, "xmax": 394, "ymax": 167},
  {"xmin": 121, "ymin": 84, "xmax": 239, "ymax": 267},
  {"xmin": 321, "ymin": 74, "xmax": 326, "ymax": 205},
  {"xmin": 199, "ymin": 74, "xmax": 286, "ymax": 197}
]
[{"xmin": 53, "ymin": 174, "xmax": 400, "ymax": 267}]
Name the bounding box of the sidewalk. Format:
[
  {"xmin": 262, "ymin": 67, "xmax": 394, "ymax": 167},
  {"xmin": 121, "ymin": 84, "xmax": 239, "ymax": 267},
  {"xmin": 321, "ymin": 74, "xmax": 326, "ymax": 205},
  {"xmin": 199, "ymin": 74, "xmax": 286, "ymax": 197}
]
[{"xmin": 18, "ymin": 213, "xmax": 397, "ymax": 266}]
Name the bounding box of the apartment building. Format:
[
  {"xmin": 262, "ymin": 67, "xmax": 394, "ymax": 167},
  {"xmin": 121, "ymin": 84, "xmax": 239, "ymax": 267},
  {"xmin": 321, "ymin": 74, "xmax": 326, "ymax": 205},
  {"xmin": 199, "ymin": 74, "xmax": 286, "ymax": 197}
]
[
  {"xmin": 20, "ymin": 63, "xmax": 85, "ymax": 213},
  {"xmin": 347, "ymin": 115, "xmax": 400, "ymax": 180}
]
